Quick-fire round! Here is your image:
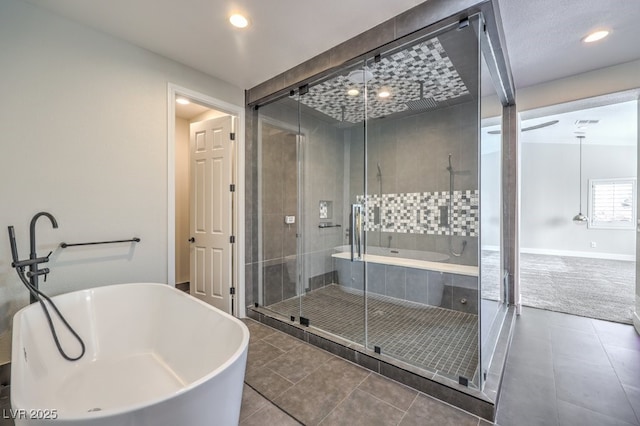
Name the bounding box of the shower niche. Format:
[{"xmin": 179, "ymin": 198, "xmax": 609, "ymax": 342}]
[{"xmin": 247, "ymin": 3, "xmax": 513, "ymax": 420}]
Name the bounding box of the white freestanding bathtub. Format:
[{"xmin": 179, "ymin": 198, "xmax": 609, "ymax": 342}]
[{"xmin": 11, "ymin": 283, "xmax": 249, "ymax": 426}]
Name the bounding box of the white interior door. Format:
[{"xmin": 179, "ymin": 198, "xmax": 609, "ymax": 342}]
[{"xmin": 189, "ymin": 116, "xmax": 234, "ymax": 313}]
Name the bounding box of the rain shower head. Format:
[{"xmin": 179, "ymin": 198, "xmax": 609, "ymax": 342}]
[
  {"xmin": 405, "ymin": 81, "xmax": 438, "ymax": 111},
  {"xmin": 336, "ymin": 105, "xmax": 354, "ymax": 128}
]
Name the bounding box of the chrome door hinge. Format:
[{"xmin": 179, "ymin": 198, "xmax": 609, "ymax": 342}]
[
  {"xmin": 230, "ymin": 235, "xmax": 236, "ymax": 243},
  {"xmin": 230, "ymin": 132, "xmax": 236, "ymax": 141},
  {"xmin": 230, "ymin": 184, "xmax": 236, "ymax": 192}
]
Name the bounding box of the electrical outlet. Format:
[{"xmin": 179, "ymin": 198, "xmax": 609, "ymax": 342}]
[{"xmin": 590, "ymin": 241, "xmax": 597, "ymax": 248}]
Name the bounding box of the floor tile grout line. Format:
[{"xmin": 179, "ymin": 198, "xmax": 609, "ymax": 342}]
[
  {"xmin": 356, "ymin": 376, "xmax": 419, "ymax": 413},
  {"xmin": 243, "ymin": 381, "xmax": 305, "ymax": 425},
  {"xmin": 316, "ymin": 372, "xmax": 373, "ymax": 425},
  {"xmin": 239, "ymin": 385, "xmax": 270, "ymax": 422},
  {"xmin": 605, "ymin": 347, "xmax": 640, "ymax": 426},
  {"xmin": 418, "ymin": 390, "xmax": 486, "ymax": 423},
  {"xmin": 397, "ymin": 392, "xmax": 419, "ymax": 426},
  {"xmin": 541, "ymin": 314, "xmax": 561, "ymax": 426},
  {"xmin": 353, "ymin": 378, "xmax": 415, "ymax": 421}
]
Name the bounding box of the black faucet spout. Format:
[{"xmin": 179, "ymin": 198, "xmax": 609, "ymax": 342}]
[
  {"xmin": 30, "ymin": 212, "xmax": 58, "ymax": 259},
  {"xmin": 26, "ymin": 212, "xmax": 58, "ymax": 304}
]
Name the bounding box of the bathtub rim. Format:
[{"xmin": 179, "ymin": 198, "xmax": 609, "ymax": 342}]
[
  {"xmin": 10, "ymin": 282, "xmax": 250, "ymax": 421},
  {"xmin": 331, "ymin": 251, "xmax": 478, "ymax": 277}
]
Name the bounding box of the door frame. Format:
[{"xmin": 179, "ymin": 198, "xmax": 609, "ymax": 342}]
[{"xmin": 167, "ymin": 83, "xmax": 246, "ymax": 318}]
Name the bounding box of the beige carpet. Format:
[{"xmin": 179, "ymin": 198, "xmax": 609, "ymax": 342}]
[{"xmin": 519, "ymin": 253, "xmax": 636, "ymax": 324}]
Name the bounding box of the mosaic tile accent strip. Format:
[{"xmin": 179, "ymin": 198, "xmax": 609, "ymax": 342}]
[
  {"xmin": 265, "ymin": 284, "xmax": 479, "ymax": 381},
  {"xmin": 299, "ymin": 37, "xmax": 469, "ymax": 123},
  {"xmin": 357, "ymin": 190, "xmax": 478, "ymax": 237}
]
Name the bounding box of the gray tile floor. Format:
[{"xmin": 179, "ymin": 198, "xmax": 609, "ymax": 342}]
[
  {"xmin": 240, "ymin": 318, "xmax": 489, "ymax": 426},
  {"xmin": 265, "ymin": 284, "xmax": 478, "ymax": 380},
  {"xmin": 244, "ymin": 307, "xmax": 640, "ymax": 426},
  {"xmin": 2, "ymin": 303, "xmax": 637, "ymax": 426},
  {"xmin": 496, "ymin": 306, "xmax": 640, "ymax": 426}
]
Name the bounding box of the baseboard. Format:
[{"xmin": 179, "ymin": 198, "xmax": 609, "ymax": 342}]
[{"xmin": 520, "ymin": 247, "xmax": 635, "ymax": 262}]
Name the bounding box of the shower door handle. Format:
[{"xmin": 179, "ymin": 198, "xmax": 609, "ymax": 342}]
[{"xmin": 351, "ymin": 204, "xmax": 363, "ymax": 261}]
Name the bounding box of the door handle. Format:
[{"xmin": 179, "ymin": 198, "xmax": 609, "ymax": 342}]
[
  {"xmin": 188, "ymin": 237, "xmax": 195, "ymax": 243},
  {"xmin": 351, "ymin": 204, "xmax": 362, "ymax": 261}
]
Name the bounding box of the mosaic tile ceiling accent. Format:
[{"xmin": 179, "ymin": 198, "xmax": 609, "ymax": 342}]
[
  {"xmin": 299, "ymin": 37, "xmax": 469, "ymax": 123},
  {"xmin": 357, "ymin": 190, "xmax": 479, "ymax": 237}
]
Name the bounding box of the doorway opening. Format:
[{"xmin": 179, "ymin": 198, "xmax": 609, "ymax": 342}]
[
  {"xmin": 516, "ymin": 93, "xmax": 638, "ymax": 324},
  {"xmin": 167, "ymin": 84, "xmax": 245, "ymax": 317}
]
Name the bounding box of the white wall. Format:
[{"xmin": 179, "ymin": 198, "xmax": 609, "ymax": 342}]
[
  {"xmin": 521, "ymin": 143, "xmax": 636, "ymax": 258},
  {"xmin": 0, "ymin": 0, "xmax": 243, "ymax": 363},
  {"xmin": 481, "ymin": 59, "xmax": 640, "ymax": 118}
]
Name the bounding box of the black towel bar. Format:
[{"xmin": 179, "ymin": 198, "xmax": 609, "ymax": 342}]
[{"xmin": 60, "ymin": 238, "xmax": 140, "ymax": 248}]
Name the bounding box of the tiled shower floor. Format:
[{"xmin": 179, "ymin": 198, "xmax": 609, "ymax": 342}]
[{"xmin": 265, "ymin": 284, "xmax": 479, "ymax": 381}]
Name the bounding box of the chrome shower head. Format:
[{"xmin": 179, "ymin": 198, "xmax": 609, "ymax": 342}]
[
  {"xmin": 405, "ymin": 81, "xmax": 438, "ymax": 111},
  {"xmin": 336, "ymin": 105, "xmax": 354, "ymax": 128}
]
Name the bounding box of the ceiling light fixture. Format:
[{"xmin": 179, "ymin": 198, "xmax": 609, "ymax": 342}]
[
  {"xmin": 176, "ymin": 98, "xmax": 190, "ymax": 105},
  {"xmin": 347, "ymin": 89, "xmax": 359, "ymax": 96},
  {"xmin": 573, "ymin": 135, "xmax": 588, "ymax": 224},
  {"xmin": 229, "ymin": 13, "xmax": 249, "ymax": 28},
  {"xmin": 583, "ymin": 30, "xmax": 609, "ymax": 43},
  {"xmin": 378, "ymin": 89, "xmax": 391, "ymax": 98}
]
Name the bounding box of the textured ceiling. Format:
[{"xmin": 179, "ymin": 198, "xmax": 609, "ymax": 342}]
[{"xmin": 17, "ymin": 0, "xmax": 640, "ymax": 92}]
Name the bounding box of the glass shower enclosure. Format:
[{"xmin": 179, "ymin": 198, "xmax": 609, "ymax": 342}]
[{"xmin": 254, "ymin": 14, "xmax": 507, "ymax": 391}]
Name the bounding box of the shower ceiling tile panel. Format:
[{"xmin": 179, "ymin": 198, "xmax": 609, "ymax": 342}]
[
  {"xmin": 358, "ymin": 190, "xmax": 478, "ymax": 237},
  {"xmin": 299, "ymin": 38, "xmax": 469, "ymax": 123}
]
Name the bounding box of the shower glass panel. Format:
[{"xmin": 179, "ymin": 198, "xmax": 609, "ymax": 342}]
[
  {"xmin": 256, "ymin": 93, "xmax": 304, "ymax": 322},
  {"xmin": 479, "ymin": 27, "xmax": 508, "ymax": 385},
  {"xmin": 363, "ymin": 18, "xmax": 482, "ymax": 386},
  {"xmin": 296, "ymin": 62, "xmax": 367, "ymax": 344}
]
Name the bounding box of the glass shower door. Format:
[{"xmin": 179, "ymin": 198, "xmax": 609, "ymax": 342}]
[
  {"xmin": 295, "ymin": 62, "xmax": 367, "ymax": 346},
  {"xmin": 256, "ymin": 93, "xmax": 304, "ymax": 322},
  {"xmin": 363, "ymin": 19, "xmax": 482, "ymax": 386}
]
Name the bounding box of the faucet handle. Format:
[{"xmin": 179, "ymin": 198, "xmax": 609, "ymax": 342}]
[{"xmin": 46, "ymin": 250, "xmax": 53, "ymax": 260}]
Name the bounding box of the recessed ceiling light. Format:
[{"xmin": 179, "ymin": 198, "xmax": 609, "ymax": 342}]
[
  {"xmin": 378, "ymin": 89, "xmax": 391, "ymax": 98},
  {"xmin": 347, "ymin": 89, "xmax": 359, "ymax": 96},
  {"xmin": 583, "ymin": 30, "xmax": 609, "ymax": 43},
  {"xmin": 229, "ymin": 13, "xmax": 249, "ymax": 28},
  {"xmin": 176, "ymin": 98, "xmax": 190, "ymax": 105}
]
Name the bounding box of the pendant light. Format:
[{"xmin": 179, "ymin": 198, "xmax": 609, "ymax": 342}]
[{"xmin": 573, "ymin": 135, "xmax": 588, "ymax": 224}]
